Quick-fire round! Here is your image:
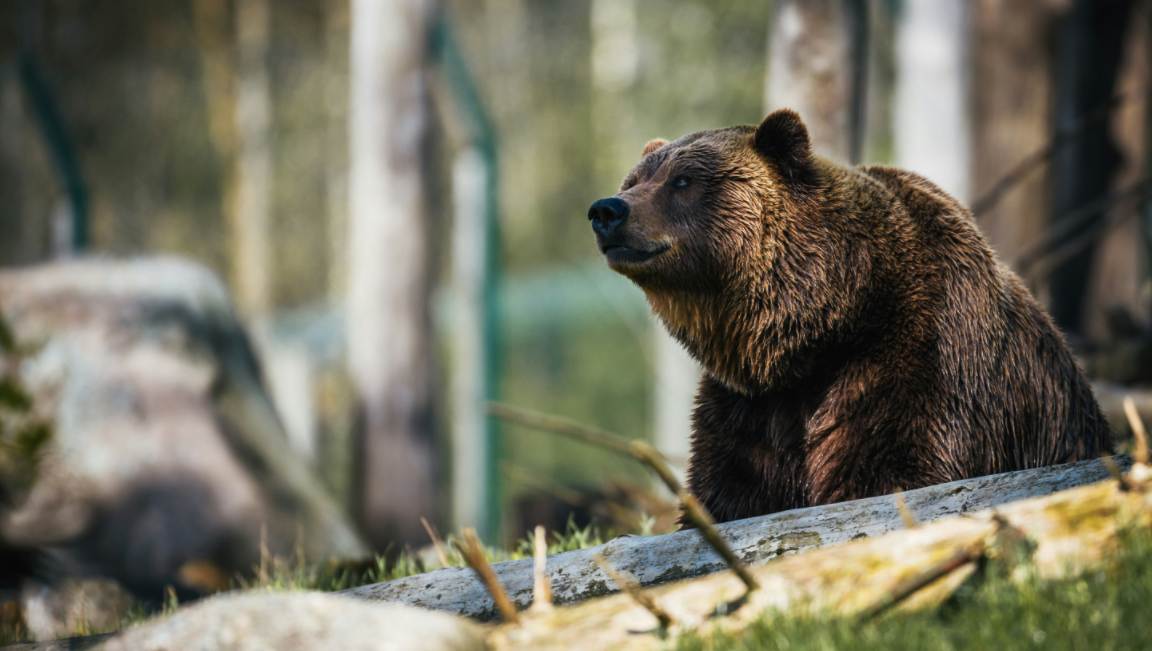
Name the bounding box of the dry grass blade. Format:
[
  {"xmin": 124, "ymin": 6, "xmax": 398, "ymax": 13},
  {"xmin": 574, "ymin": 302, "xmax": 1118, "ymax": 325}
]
[
  {"xmin": 454, "ymin": 528, "xmax": 520, "ymax": 624},
  {"xmin": 593, "ymin": 554, "xmax": 675, "ymax": 632},
  {"xmin": 532, "ymin": 525, "xmax": 553, "ymax": 611},
  {"xmin": 1123, "ymin": 396, "xmax": 1149, "ymax": 465},
  {"xmin": 420, "ymin": 516, "xmax": 452, "ymax": 568},
  {"xmin": 489, "ymin": 402, "xmax": 636, "ymax": 458},
  {"xmin": 677, "ymin": 491, "xmax": 760, "ymax": 594},
  {"xmin": 490, "ymin": 402, "xmax": 760, "ymax": 594},
  {"xmin": 894, "ymin": 491, "xmax": 919, "ymax": 528}
]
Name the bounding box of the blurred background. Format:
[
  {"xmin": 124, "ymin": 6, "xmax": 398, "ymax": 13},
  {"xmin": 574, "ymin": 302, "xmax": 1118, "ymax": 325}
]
[{"xmin": 3, "ymin": 0, "xmax": 1152, "ymax": 632}]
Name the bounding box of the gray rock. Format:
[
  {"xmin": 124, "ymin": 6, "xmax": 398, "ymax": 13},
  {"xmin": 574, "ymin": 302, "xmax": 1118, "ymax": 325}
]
[
  {"xmin": 0, "ymin": 257, "xmax": 365, "ymax": 603},
  {"xmin": 98, "ymin": 591, "xmax": 485, "ymax": 651}
]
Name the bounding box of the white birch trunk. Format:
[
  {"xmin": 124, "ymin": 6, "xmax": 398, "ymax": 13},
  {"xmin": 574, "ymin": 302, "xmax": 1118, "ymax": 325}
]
[
  {"xmin": 347, "ymin": 0, "xmax": 437, "ymax": 546},
  {"xmin": 894, "ymin": 0, "xmax": 971, "ymax": 201},
  {"xmin": 765, "ymin": 0, "xmax": 858, "ymax": 161}
]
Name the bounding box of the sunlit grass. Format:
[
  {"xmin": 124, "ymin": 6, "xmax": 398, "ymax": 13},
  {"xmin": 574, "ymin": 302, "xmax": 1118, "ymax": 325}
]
[
  {"xmin": 677, "ymin": 528, "xmax": 1152, "ymax": 651},
  {"xmin": 236, "ymin": 517, "xmax": 609, "ymax": 593}
]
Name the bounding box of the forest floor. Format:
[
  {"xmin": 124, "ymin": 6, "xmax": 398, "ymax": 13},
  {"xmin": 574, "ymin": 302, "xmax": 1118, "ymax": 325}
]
[{"xmin": 3, "ymin": 523, "xmax": 1150, "ymax": 649}]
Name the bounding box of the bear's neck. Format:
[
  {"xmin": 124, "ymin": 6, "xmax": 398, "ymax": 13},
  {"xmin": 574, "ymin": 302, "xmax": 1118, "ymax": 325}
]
[
  {"xmin": 644, "ymin": 277, "xmax": 901, "ymax": 396},
  {"xmin": 644, "ymin": 288, "xmax": 823, "ymax": 395}
]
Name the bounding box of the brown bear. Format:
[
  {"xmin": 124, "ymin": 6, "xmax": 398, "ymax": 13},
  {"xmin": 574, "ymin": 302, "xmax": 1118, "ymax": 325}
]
[{"xmin": 587, "ymin": 109, "xmax": 1113, "ymax": 523}]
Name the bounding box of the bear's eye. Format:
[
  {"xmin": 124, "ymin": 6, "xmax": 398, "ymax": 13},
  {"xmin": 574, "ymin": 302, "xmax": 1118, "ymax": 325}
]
[{"xmin": 671, "ymin": 175, "xmax": 691, "ymax": 189}]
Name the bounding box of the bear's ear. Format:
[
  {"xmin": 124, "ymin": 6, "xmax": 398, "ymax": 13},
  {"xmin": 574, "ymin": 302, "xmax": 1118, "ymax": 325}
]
[
  {"xmin": 754, "ymin": 109, "xmax": 815, "ymax": 182},
  {"xmin": 642, "ymin": 138, "xmax": 668, "ymax": 157}
]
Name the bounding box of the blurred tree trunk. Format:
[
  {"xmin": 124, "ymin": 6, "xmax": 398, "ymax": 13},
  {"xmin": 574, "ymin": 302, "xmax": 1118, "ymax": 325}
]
[
  {"xmin": 969, "ymin": 0, "xmax": 1058, "ymax": 263},
  {"xmin": 324, "ymin": 1, "xmax": 350, "ymax": 305},
  {"xmin": 861, "ymin": 0, "xmax": 895, "ymax": 164},
  {"xmin": 347, "ymin": 0, "xmax": 438, "ymax": 548},
  {"xmin": 894, "ymin": 0, "xmax": 970, "ymax": 201},
  {"xmin": 233, "ymin": 0, "xmax": 274, "ymax": 316},
  {"xmin": 317, "ymin": 0, "xmax": 353, "ymax": 508},
  {"xmin": 0, "ymin": 71, "xmax": 35, "ymax": 266},
  {"xmin": 1083, "ymin": 5, "xmax": 1149, "ymax": 341},
  {"xmin": 192, "ymin": 0, "xmax": 273, "ymax": 316},
  {"xmin": 765, "ymin": 0, "xmax": 867, "ymax": 163},
  {"xmin": 1048, "ymin": 0, "xmax": 1135, "ymax": 337}
]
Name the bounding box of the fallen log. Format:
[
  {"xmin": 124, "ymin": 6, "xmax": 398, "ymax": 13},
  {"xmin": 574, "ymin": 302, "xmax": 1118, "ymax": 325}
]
[
  {"xmin": 346, "ymin": 457, "xmax": 1127, "ymax": 619},
  {"xmin": 491, "ymin": 460, "xmax": 1152, "ymax": 650}
]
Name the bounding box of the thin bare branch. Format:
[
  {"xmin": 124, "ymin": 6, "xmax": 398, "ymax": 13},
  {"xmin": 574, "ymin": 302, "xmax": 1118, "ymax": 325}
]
[
  {"xmin": 677, "ymin": 491, "xmax": 760, "ymax": 593},
  {"xmin": 420, "ymin": 516, "xmax": 451, "ymax": 569},
  {"xmin": 859, "ymin": 540, "xmax": 985, "ymax": 621},
  {"xmin": 593, "ymin": 554, "xmax": 675, "ymax": 632},
  {"xmin": 454, "ymin": 528, "xmax": 519, "ymax": 624},
  {"xmin": 1017, "ymin": 179, "xmax": 1152, "ymax": 283},
  {"xmin": 490, "ymin": 403, "xmax": 760, "ymax": 594},
  {"xmin": 971, "ymin": 90, "xmax": 1138, "ymax": 217},
  {"xmin": 489, "ymin": 403, "xmax": 639, "ymax": 459}
]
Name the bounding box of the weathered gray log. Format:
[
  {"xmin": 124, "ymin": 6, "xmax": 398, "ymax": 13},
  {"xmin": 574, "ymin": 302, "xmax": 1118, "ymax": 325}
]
[
  {"xmin": 346, "ymin": 457, "xmax": 1126, "ymax": 619},
  {"xmin": 494, "ymin": 460, "xmax": 1152, "ymax": 650}
]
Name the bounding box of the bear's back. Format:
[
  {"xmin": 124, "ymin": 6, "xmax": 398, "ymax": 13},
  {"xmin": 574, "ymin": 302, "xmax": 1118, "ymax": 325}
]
[{"xmin": 856, "ymin": 163, "xmax": 1112, "ymax": 472}]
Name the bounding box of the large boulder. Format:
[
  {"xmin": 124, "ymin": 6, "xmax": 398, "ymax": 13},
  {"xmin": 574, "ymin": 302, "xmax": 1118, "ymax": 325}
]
[
  {"xmin": 0, "ymin": 257, "xmax": 365, "ymax": 605},
  {"xmin": 99, "ymin": 591, "xmax": 485, "ymax": 651}
]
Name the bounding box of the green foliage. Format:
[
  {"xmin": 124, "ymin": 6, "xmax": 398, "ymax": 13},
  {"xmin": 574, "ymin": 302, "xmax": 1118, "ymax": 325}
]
[
  {"xmin": 0, "ymin": 378, "xmax": 32, "ymax": 412},
  {"xmin": 0, "ymin": 311, "xmax": 51, "ymax": 500},
  {"xmin": 678, "ymin": 529, "xmax": 1152, "ymax": 651},
  {"xmin": 512, "ymin": 518, "xmax": 607, "ymax": 558},
  {"xmin": 0, "ymin": 316, "xmax": 15, "ymax": 354}
]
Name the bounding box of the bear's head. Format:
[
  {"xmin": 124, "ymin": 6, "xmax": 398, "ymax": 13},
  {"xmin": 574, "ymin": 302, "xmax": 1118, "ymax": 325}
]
[{"xmin": 588, "ymin": 110, "xmax": 877, "ymax": 392}]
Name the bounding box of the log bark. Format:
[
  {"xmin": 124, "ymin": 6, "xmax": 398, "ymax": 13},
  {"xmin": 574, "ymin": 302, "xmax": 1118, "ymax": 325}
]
[{"xmin": 345, "ymin": 457, "xmax": 1126, "ymax": 619}]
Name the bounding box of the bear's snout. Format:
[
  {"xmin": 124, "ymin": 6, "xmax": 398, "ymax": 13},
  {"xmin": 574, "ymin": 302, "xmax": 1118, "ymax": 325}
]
[{"xmin": 587, "ymin": 197, "xmax": 629, "ymax": 238}]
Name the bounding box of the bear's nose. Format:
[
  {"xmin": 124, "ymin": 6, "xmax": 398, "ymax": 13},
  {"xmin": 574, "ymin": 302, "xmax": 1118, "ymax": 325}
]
[{"xmin": 587, "ymin": 197, "xmax": 630, "ymax": 238}]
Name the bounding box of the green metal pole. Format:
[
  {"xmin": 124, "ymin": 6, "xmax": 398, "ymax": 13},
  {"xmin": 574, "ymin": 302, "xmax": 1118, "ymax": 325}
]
[
  {"xmin": 433, "ymin": 18, "xmax": 504, "ymax": 543},
  {"xmin": 18, "ymin": 53, "xmax": 89, "ymax": 252}
]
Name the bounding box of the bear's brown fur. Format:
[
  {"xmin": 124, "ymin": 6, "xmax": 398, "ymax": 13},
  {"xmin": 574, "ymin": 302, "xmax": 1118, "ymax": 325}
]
[{"xmin": 589, "ymin": 109, "xmax": 1113, "ymax": 523}]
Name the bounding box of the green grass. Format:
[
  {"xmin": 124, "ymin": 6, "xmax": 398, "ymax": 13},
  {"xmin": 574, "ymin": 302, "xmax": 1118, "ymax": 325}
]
[
  {"xmin": 239, "ymin": 518, "xmax": 609, "ymax": 593},
  {"xmin": 678, "ymin": 529, "xmax": 1152, "ymax": 651}
]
